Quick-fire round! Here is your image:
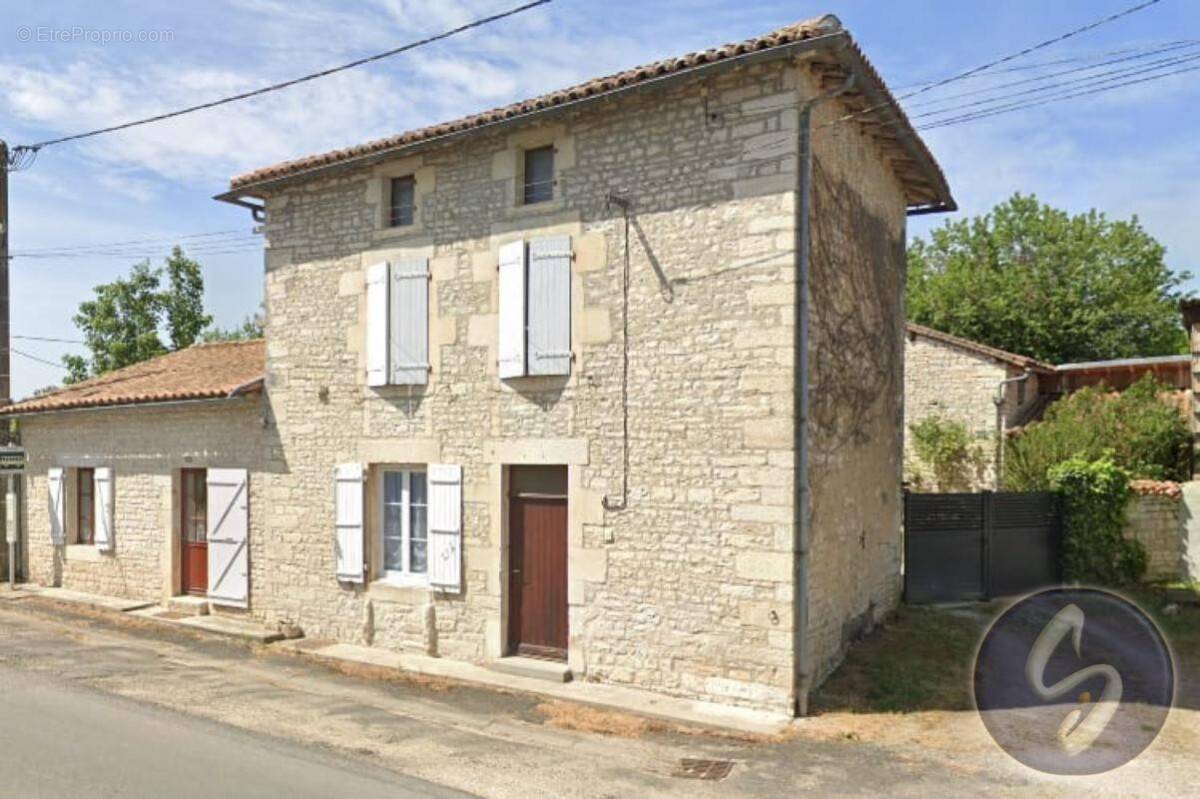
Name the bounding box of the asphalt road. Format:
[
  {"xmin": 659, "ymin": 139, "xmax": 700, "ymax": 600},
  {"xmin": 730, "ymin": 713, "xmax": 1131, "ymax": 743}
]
[{"xmin": 0, "ymin": 663, "xmax": 473, "ymax": 799}]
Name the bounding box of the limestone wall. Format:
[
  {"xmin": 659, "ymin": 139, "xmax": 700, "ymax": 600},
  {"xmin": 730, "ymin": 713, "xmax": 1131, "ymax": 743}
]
[
  {"xmin": 17, "ymin": 399, "xmax": 266, "ymax": 602},
  {"xmin": 801, "ymin": 86, "xmax": 908, "ymax": 699}
]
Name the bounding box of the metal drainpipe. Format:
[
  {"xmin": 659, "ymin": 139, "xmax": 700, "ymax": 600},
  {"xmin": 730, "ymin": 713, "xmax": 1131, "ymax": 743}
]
[
  {"xmin": 794, "ymin": 67, "xmax": 855, "ymax": 717},
  {"xmin": 993, "ymin": 370, "xmax": 1032, "ymax": 490}
]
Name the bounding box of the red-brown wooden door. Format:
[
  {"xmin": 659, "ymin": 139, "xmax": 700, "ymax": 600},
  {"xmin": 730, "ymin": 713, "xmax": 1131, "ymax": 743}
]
[
  {"xmin": 508, "ymin": 494, "xmax": 568, "ymax": 660},
  {"xmin": 180, "ymin": 469, "xmax": 208, "ymax": 596}
]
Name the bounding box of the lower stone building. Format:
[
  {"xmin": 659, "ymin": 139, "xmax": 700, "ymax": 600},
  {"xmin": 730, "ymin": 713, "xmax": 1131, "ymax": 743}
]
[{"xmin": 1, "ymin": 342, "xmax": 267, "ymax": 605}]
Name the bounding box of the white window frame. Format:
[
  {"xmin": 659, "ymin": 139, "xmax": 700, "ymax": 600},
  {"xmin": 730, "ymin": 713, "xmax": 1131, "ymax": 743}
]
[{"xmin": 378, "ymin": 468, "xmax": 429, "ymax": 586}]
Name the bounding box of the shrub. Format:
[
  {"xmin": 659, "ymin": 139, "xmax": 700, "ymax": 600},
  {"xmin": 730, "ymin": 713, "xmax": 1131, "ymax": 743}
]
[
  {"xmin": 1049, "ymin": 457, "xmax": 1146, "ymax": 586},
  {"xmin": 1004, "ymin": 374, "xmax": 1190, "ymax": 490},
  {"xmin": 906, "ymin": 417, "xmax": 989, "ymax": 492}
]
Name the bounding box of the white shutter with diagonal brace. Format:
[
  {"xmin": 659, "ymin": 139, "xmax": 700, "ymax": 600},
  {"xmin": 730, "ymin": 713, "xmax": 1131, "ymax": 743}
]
[
  {"xmin": 527, "ymin": 235, "xmax": 572, "ymax": 376},
  {"xmin": 366, "ymin": 261, "xmax": 390, "ymax": 387},
  {"xmin": 48, "ymin": 467, "xmax": 65, "ymax": 545},
  {"xmin": 497, "ymin": 241, "xmax": 527, "ymax": 378},
  {"xmin": 427, "ymin": 464, "xmax": 462, "ymax": 592},
  {"xmin": 207, "ymin": 468, "xmax": 249, "ymax": 607},
  {"xmin": 335, "ymin": 463, "xmax": 365, "ymax": 583},
  {"xmin": 94, "ymin": 467, "xmax": 114, "ymax": 552},
  {"xmin": 390, "ymin": 258, "xmax": 429, "ymax": 385}
]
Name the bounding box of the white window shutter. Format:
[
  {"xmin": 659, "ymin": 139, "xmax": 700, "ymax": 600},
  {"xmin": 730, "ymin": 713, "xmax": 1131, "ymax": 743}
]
[
  {"xmin": 390, "ymin": 258, "xmax": 429, "ymax": 385},
  {"xmin": 497, "ymin": 241, "xmax": 527, "ymax": 378},
  {"xmin": 428, "ymin": 464, "xmax": 462, "ymax": 592},
  {"xmin": 335, "ymin": 463, "xmax": 366, "ymax": 583},
  {"xmin": 527, "ymin": 235, "xmax": 572, "ymax": 376},
  {"xmin": 94, "ymin": 467, "xmax": 115, "ymax": 552},
  {"xmin": 366, "ymin": 261, "xmax": 390, "ymax": 387},
  {"xmin": 48, "ymin": 468, "xmax": 65, "ymax": 545},
  {"xmin": 207, "ymin": 468, "xmax": 249, "ymax": 607}
]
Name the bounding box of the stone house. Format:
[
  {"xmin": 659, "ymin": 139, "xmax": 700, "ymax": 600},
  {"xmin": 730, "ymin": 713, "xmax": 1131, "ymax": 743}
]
[
  {"xmin": 4, "ymin": 15, "xmax": 953, "ymax": 716},
  {"xmin": 0, "ymin": 342, "xmax": 266, "ymax": 603},
  {"xmin": 904, "ymin": 323, "xmax": 1052, "ymax": 490}
]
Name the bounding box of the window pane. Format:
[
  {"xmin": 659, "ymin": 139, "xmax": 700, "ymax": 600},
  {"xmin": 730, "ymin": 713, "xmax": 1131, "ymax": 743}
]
[
  {"xmin": 383, "ymin": 504, "xmax": 404, "ymax": 572},
  {"xmin": 410, "ymin": 539, "xmax": 427, "ymax": 574},
  {"xmin": 384, "ymin": 472, "xmax": 403, "ymax": 504},
  {"xmin": 523, "ymin": 146, "xmax": 554, "ymax": 204},
  {"xmin": 390, "ymin": 176, "xmax": 415, "ymax": 227},
  {"xmin": 410, "ymin": 472, "xmax": 426, "ymax": 507}
]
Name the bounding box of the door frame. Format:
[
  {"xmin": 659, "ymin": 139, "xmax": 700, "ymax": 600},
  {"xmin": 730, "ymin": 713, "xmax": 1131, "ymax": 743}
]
[
  {"xmin": 178, "ymin": 467, "xmax": 208, "ymax": 597},
  {"xmin": 505, "ymin": 485, "xmax": 569, "ymax": 661}
]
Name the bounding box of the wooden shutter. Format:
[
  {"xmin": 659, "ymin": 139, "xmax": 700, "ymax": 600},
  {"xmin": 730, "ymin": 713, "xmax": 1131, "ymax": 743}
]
[
  {"xmin": 428, "ymin": 464, "xmax": 462, "ymax": 592},
  {"xmin": 48, "ymin": 467, "xmax": 65, "ymax": 545},
  {"xmin": 335, "ymin": 463, "xmax": 365, "ymax": 583},
  {"xmin": 497, "ymin": 241, "xmax": 527, "ymax": 378},
  {"xmin": 366, "ymin": 261, "xmax": 390, "ymax": 387},
  {"xmin": 390, "ymin": 258, "xmax": 429, "ymax": 385},
  {"xmin": 527, "ymin": 235, "xmax": 572, "ymax": 376},
  {"xmin": 94, "ymin": 467, "xmax": 115, "ymax": 552},
  {"xmin": 207, "ymin": 468, "xmax": 249, "ymax": 607}
]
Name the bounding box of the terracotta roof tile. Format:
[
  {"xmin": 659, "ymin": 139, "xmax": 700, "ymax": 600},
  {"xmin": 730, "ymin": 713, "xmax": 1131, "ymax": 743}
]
[
  {"xmin": 225, "ymin": 15, "xmax": 953, "ymax": 210},
  {"xmin": 0, "ymin": 340, "xmax": 265, "ymax": 415},
  {"xmin": 906, "ymin": 323, "xmax": 1054, "ymax": 372}
]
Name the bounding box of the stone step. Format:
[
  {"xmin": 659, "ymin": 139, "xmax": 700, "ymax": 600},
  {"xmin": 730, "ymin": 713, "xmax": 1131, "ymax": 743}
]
[
  {"xmin": 487, "ymin": 656, "xmax": 573, "ymax": 683},
  {"xmin": 165, "ymin": 596, "xmax": 210, "ymax": 616}
]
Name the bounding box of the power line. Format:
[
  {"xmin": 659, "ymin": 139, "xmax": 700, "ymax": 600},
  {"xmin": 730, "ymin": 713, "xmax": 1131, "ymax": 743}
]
[
  {"xmin": 10, "ymin": 227, "xmax": 254, "ymax": 254},
  {"xmin": 12, "ymin": 335, "xmax": 84, "ymax": 344},
  {"xmin": 889, "ymin": 39, "xmax": 1197, "ymax": 90},
  {"xmin": 909, "ymin": 50, "xmax": 1200, "ymax": 121},
  {"xmin": 8, "ymin": 0, "xmax": 552, "ymax": 159},
  {"xmin": 903, "ymin": 40, "xmax": 1200, "ymax": 111},
  {"xmin": 918, "ymin": 60, "xmax": 1200, "ymax": 130},
  {"xmin": 824, "ymin": 0, "xmax": 1166, "ymax": 130},
  {"xmin": 9, "ymin": 347, "xmax": 69, "ymax": 370}
]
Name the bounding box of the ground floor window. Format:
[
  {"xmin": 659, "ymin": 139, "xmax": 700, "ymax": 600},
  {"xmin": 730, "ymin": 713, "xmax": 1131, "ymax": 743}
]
[
  {"xmin": 76, "ymin": 467, "xmax": 95, "ymax": 545},
  {"xmin": 381, "ymin": 469, "xmax": 428, "ymax": 581}
]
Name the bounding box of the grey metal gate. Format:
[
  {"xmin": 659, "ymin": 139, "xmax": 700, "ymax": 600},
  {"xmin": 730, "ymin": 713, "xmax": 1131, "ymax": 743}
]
[{"xmin": 903, "ymin": 491, "xmax": 1062, "ymax": 603}]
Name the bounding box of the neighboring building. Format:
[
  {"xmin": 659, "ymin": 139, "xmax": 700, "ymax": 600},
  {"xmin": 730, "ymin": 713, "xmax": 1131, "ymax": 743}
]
[
  {"xmin": 0, "ymin": 342, "xmax": 265, "ymax": 602},
  {"xmin": 904, "ymin": 323, "xmax": 1052, "ymax": 490},
  {"xmin": 4, "ymin": 15, "xmax": 953, "ymax": 716}
]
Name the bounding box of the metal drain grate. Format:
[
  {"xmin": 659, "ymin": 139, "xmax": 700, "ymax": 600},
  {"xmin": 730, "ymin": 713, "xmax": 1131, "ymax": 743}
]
[{"xmin": 674, "ymin": 759, "xmax": 735, "ymax": 781}]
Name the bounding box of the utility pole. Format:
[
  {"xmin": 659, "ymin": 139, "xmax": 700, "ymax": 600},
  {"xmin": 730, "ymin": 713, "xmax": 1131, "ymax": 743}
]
[{"xmin": 1, "ymin": 139, "xmax": 9, "ymax": 414}]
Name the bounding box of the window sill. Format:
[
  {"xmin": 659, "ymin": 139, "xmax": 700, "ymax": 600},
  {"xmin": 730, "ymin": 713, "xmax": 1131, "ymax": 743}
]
[
  {"xmin": 64, "ymin": 544, "xmax": 104, "ymax": 562},
  {"xmin": 371, "ymin": 224, "xmax": 428, "ymax": 244},
  {"xmin": 367, "ymin": 579, "xmax": 433, "ymax": 605},
  {"xmin": 505, "ymin": 196, "xmax": 566, "ymax": 219}
]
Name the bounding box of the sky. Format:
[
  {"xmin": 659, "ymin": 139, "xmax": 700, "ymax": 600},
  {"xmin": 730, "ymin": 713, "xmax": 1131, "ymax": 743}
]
[{"xmin": 2, "ymin": 0, "xmax": 1198, "ymax": 398}]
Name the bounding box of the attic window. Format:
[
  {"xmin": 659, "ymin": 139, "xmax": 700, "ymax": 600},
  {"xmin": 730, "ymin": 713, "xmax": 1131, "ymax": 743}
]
[
  {"xmin": 389, "ymin": 175, "xmax": 416, "ymax": 227},
  {"xmin": 523, "ymin": 146, "xmax": 555, "ymax": 205}
]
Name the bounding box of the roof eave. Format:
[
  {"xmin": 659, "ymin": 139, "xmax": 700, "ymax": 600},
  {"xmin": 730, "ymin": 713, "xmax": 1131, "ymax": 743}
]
[{"xmin": 0, "ymin": 390, "xmax": 262, "ymax": 419}]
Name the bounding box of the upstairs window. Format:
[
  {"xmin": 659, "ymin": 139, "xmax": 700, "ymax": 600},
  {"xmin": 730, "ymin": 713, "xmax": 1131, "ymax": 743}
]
[
  {"xmin": 523, "ymin": 146, "xmax": 555, "ymax": 205},
  {"xmin": 389, "ymin": 175, "xmax": 416, "ymax": 227}
]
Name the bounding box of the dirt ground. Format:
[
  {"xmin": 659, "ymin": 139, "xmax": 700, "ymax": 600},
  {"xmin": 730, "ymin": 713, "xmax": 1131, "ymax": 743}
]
[{"xmin": 0, "ymin": 592, "xmax": 1194, "ymax": 797}]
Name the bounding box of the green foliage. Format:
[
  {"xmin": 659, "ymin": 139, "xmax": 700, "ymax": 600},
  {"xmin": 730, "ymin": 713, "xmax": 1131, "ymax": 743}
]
[
  {"xmin": 1004, "ymin": 374, "xmax": 1191, "ymax": 490},
  {"xmin": 162, "ymin": 247, "xmax": 211, "ymax": 350},
  {"xmin": 64, "ymin": 261, "xmax": 167, "ymax": 384},
  {"xmin": 908, "ymin": 194, "xmax": 1191, "ymax": 363},
  {"xmin": 63, "ymin": 249, "xmax": 256, "ymax": 383},
  {"xmin": 1049, "ymin": 457, "xmax": 1146, "ymax": 586},
  {"xmin": 202, "ymin": 304, "xmax": 265, "ymax": 342},
  {"xmin": 906, "ymin": 417, "xmax": 988, "ymax": 491}
]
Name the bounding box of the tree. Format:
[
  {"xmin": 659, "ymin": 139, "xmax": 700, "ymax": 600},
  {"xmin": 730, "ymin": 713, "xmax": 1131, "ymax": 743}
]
[
  {"xmin": 908, "ymin": 194, "xmax": 1191, "ymax": 364},
  {"xmin": 64, "ymin": 261, "xmax": 167, "ymax": 383},
  {"xmin": 162, "ymin": 247, "xmax": 211, "ymax": 350},
  {"xmin": 63, "ymin": 249, "xmax": 253, "ymax": 383}
]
